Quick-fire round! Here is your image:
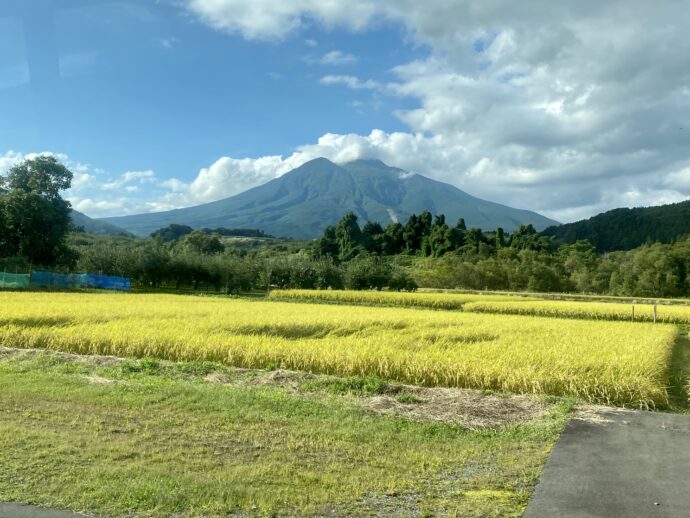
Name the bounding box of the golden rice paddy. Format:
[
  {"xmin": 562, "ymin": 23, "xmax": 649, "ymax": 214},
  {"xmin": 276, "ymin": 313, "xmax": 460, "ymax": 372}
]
[{"xmin": 0, "ymin": 292, "xmax": 678, "ymax": 407}]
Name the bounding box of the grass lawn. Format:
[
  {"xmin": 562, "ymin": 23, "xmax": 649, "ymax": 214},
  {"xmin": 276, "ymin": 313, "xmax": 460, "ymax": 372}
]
[{"xmin": 0, "ymin": 349, "xmax": 572, "ymax": 517}]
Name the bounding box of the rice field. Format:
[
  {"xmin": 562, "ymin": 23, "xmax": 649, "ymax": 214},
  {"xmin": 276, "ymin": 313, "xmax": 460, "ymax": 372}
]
[
  {"xmin": 268, "ymin": 289, "xmax": 532, "ymax": 310},
  {"xmin": 0, "ymin": 292, "xmax": 678, "ymax": 407},
  {"xmin": 463, "ymin": 299, "xmax": 690, "ymax": 324}
]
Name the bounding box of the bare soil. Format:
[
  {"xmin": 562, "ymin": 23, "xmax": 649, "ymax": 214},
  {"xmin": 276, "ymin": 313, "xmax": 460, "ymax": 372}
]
[{"xmin": 1, "ymin": 346, "xmax": 552, "ymax": 429}]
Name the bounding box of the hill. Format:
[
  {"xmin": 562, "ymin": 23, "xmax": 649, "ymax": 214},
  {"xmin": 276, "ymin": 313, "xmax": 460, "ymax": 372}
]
[
  {"xmin": 541, "ymin": 199, "xmax": 690, "ymax": 252},
  {"xmin": 1, "ymin": 186, "xmax": 127, "ymax": 235},
  {"xmin": 70, "ymin": 210, "xmax": 130, "ymax": 235},
  {"xmin": 101, "ymin": 158, "xmax": 559, "ymax": 238}
]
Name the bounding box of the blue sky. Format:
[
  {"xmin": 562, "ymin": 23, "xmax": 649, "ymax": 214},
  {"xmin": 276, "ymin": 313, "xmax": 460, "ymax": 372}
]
[
  {"xmin": 1, "ymin": 1, "xmax": 689, "ymax": 222},
  {"xmin": 1, "ymin": 1, "xmax": 421, "ymax": 180}
]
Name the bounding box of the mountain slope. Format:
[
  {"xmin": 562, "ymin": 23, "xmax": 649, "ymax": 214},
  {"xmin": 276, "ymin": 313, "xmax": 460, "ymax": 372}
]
[
  {"xmin": 102, "ymin": 158, "xmax": 559, "ymax": 238},
  {"xmin": 0, "ymin": 186, "xmax": 127, "ymax": 236},
  {"xmin": 541, "ymin": 200, "xmax": 690, "ymax": 252},
  {"xmin": 70, "ymin": 210, "xmax": 130, "ymax": 235}
]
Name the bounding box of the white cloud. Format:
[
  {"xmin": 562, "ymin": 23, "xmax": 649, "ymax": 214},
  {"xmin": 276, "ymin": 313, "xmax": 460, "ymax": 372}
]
[
  {"xmin": 148, "ymin": 126, "xmax": 690, "ymax": 223},
  {"xmin": 0, "ymin": 151, "xmax": 95, "ymax": 192},
  {"xmin": 0, "ymin": 152, "xmax": 166, "ymax": 217},
  {"xmin": 179, "ymin": 0, "xmax": 690, "ymax": 221},
  {"xmin": 158, "ymin": 37, "xmax": 177, "ymax": 49},
  {"xmin": 0, "ymin": 150, "xmax": 27, "ymax": 174},
  {"xmin": 102, "ymin": 170, "xmax": 156, "ymax": 190},
  {"xmin": 320, "ymin": 74, "xmax": 380, "ymax": 89},
  {"xmin": 159, "ymin": 155, "xmax": 306, "ymax": 206},
  {"xmin": 6, "ymin": 130, "xmax": 690, "ymax": 223},
  {"xmin": 6, "ymin": 1, "xmax": 690, "ymax": 222},
  {"xmin": 317, "ymin": 50, "xmax": 358, "ymax": 65},
  {"xmin": 183, "ymin": 0, "xmax": 378, "ymax": 40}
]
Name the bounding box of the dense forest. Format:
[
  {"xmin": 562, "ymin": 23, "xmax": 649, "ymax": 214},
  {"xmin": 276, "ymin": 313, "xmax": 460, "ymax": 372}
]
[
  {"xmin": 541, "ymin": 200, "xmax": 690, "ymax": 252},
  {"xmin": 54, "ymin": 214, "xmax": 690, "ymax": 298},
  {"xmin": 2, "ymin": 157, "xmax": 690, "ymax": 298}
]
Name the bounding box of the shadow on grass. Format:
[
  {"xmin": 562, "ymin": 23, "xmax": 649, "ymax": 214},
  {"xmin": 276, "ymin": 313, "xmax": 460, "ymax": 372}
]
[
  {"xmin": 667, "ymin": 326, "xmax": 690, "ymax": 412},
  {"xmin": 0, "ymin": 317, "xmax": 73, "ymax": 328}
]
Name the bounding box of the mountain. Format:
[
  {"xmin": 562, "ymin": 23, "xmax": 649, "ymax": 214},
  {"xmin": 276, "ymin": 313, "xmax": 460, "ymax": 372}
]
[
  {"xmin": 1, "ymin": 186, "xmax": 128, "ymax": 235},
  {"xmin": 70, "ymin": 210, "xmax": 130, "ymax": 235},
  {"xmin": 541, "ymin": 199, "xmax": 690, "ymax": 252},
  {"xmin": 101, "ymin": 158, "xmax": 559, "ymax": 238}
]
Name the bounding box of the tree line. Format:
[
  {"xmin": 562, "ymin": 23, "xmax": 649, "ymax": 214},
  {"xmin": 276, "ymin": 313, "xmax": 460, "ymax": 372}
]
[
  {"xmin": 73, "ymin": 235, "xmax": 416, "ymax": 293},
  {"xmin": 312, "ymin": 211, "xmax": 690, "ymax": 297},
  {"xmin": 3, "ymin": 157, "xmax": 690, "ymax": 298},
  {"xmin": 542, "ymin": 199, "xmax": 690, "ymax": 252},
  {"xmin": 313, "ymin": 210, "xmax": 549, "ymax": 262}
]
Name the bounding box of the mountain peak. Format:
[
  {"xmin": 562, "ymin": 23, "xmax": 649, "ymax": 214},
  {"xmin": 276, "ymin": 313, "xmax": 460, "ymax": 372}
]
[
  {"xmin": 302, "ymin": 157, "xmax": 336, "ymax": 167},
  {"xmin": 344, "ymin": 158, "xmax": 389, "ymax": 168},
  {"xmin": 102, "ymin": 158, "xmax": 559, "ymax": 238}
]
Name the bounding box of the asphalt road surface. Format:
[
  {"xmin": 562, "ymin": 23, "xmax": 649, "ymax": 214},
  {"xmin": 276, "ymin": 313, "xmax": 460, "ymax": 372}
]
[{"xmin": 524, "ymin": 409, "xmax": 690, "ymax": 517}]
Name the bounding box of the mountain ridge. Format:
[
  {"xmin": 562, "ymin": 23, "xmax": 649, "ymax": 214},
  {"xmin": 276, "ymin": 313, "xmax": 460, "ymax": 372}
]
[
  {"xmin": 541, "ymin": 199, "xmax": 690, "ymax": 252},
  {"xmin": 101, "ymin": 158, "xmax": 559, "ymax": 238},
  {"xmin": 70, "ymin": 210, "xmax": 130, "ymax": 235}
]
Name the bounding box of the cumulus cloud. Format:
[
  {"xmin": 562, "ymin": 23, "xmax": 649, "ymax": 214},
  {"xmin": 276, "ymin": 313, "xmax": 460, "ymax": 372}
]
[
  {"xmin": 6, "ymin": 2, "xmax": 690, "ymax": 222},
  {"xmin": 317, "ymin": 50, "xmax": 358, "ymax": 66},
  {"xmin": 177, "ymin": 0, "xmax": 690, "ymax": 221},
  {"xmin": 0, "ymin": 150, "xmax": 96, "ymax": 192},
  {"xmin": 102, "ymin": 170, "xmax": 156, "ymax": 190},
  {"xmin": 159, "ymin": 155, "xmax": 308, "ymax": 206},
  {"xmin": 320, "ymin": 75, "xmax": 380, "ymax": 89},
  {"xmin": 0, "ymin": 151, "xmax": 168, "ymax": 217},
  {"xmin": 183, "ymin": 0, "xmax": 379, "ymax": 40}
]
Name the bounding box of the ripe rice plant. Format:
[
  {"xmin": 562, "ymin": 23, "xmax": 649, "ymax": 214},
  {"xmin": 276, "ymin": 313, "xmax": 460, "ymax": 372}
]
[
  {"xmin": 0, "ymin": 292, "xmax": 678, "ymax": 407},
  {"xmin": 268, "ymin": 289, "xmax": 530, "ymax": 310},
  {"xmin": 463, "ymin": 300, "xmax": 690, "ymax": 324}
]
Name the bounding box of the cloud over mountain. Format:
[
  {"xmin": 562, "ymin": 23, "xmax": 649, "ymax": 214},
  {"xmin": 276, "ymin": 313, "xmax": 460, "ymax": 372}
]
[{"xmin": 180, "ymin": 0, "xmax": 690, "ymax": 222}]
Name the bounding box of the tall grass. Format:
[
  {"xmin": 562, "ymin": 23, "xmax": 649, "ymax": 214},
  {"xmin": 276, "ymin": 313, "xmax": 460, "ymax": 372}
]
[{"xmin": 0, "ymin": 292, "xmax": 678, "ymax": 407}]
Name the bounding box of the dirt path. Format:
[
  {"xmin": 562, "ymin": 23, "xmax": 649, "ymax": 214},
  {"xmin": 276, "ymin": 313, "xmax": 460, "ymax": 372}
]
[{"xmin": 523, "ymin": 408, "xmax": 690, "ymax": 517}]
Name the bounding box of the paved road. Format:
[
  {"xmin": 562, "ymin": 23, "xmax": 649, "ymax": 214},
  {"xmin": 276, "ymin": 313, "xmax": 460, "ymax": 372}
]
[
  {"xmin": 523, "ymin": 409, "xmax": 690, "ymax": 518},
  {"xmin": 0, "ymin": 503, "xmax": 101, "ymax": 518}
]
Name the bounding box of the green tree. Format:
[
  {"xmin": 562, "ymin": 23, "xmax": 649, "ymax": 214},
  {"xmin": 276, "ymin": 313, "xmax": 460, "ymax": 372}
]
[
  {"xmin": 150, "ymin": 224, "xmax": 194, "ymax": 242},
  {"xmin": 314, "ymin": 225, "xmax": 340, "ymax": 260},
  {"xmin": 382, "ymin": 222, "xmax": 405, "ymax": 255},
  {"xmin": 179, "ymin": 230, "xmax": 225, "ymax": 255},
  {"xmin": 463, "ymin": 228, "xmax": 485, "ymax": 254},
  {"xmin": 402, "ymin": 211, "xmax": 432, "ymax": 252},
  {"xmin": 558, "ymin": 240, "xmax": 597, "ymax": 292},
  {"xmin": 510, "ymin": 224, "xmax": 551, "ymax": 252},
  {"xmin": 361, "ymin": 221, "xmax": 384, "ymax": 254},
  {"xmin": 335, "ymin": 212, "xmax": 364, "ymax": 262},
  {"xmin": 0, "ymin": 156, "xmax": 75, "ymax": 265},
  {"xmin": 496, "ymin": 228, "xmax": 506, "ymax": 249}
]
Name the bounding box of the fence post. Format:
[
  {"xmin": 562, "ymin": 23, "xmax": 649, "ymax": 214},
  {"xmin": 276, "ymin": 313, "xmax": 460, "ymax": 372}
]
[
  {"xmin": 632, "ymin": 304, "xmax": 635, "ymax": 322},
  {"xmin": 654, "ymin": 303, "xmax": 657, "ymax": 324}
]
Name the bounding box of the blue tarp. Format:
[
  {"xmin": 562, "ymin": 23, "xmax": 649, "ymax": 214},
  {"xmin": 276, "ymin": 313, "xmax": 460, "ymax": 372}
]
[
  {"xmin": 86, "ymin": 273, "xmax": 130, "ymax": 291},
  {"xmin": 30, "ymin": 271, "xmax": 87, "ymax": 288},
  {"xmin": 31, "ymin": 271, "xmax": 130, "ymax": 291}
]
